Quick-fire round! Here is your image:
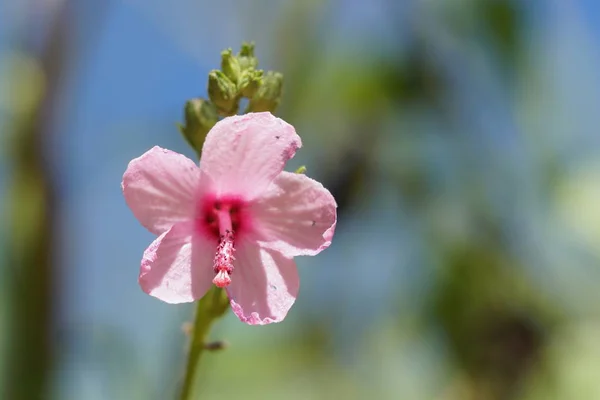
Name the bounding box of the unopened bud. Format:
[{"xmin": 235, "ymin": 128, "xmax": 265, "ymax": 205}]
[
  {"xmin": 208, "ymin": 70, "xmax": 239, "ymax": 116},
  {"xmin": 237, "ymin": 42, "xmax": 259, "ymax": 71},
  {"xmin": 221, "ymin": 48, "xmax": 241, "ymax": 84},
  {"xmin": 246, "ymin": 71, "xmax": 283, "ymax": 113},
  {"xmin": 238, "ymin": 69, "xmax": 263, "ymax": 98},
  {"xmin": 177, "ymin": 98, "xmax": 218, "ymax": 156}
]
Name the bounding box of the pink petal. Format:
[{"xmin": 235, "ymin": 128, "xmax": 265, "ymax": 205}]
[
  {"xmin": 122, "ymin": 146, "xmax": 200, "ymax": 235},
  {"xmin": 226, "ymin": 240, "xmax": 299, "ymax": 325},
  {"xmin": 251, "ymin": 171, "xmax": 337, "ymax": 258},
  {"xmin": 199, "ymin": 112, "xmax": 302, "ymax": 200},
  {"xmin": 139, "ymin": 221, "xmax": 215, "ymax": 304}
]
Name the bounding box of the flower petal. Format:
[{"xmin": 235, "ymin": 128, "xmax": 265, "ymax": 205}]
[
  {"xmin": 139, "ymin": 221, "xmax": 215, "ymax": 304},
  {"xmin": 123, "ymin": 146, "xmax": 200, "ymax": 235},
  {"xmin": 199, "ymin": 112, "xmax": 302, "ymax": 199},
  {"xmin": 226, "ymin": 240, "xmax": 299, "ymax": 325},
  {"xmin": 251, "ymin": 171, "xmax": 337, "ymax": 257}
]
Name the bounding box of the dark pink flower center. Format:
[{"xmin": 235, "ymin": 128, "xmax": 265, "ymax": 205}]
[
  {"xmin": 196, "ymin": 194, "xmax": 250, "ymax": 240},
  {"xmin": 196, "ymin": 194, "xmax": 251, "ymax": 288}
]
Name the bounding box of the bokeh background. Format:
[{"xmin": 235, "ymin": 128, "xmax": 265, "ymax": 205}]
[{"xmin": 2, "ymin": 0, "xmax": 600, "ymax": 399}]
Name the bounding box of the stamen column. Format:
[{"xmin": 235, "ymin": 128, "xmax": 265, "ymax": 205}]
[{"xmin": 212, "ymin": 208, "xmax": 235, "ymax": 287}]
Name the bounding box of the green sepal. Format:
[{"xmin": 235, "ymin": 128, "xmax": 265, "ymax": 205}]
[
  {"xmin": 208, "ymin": 70, "xmax": 239, "ymax": 116},
  {"xmin": 220, "ymin": 48, "xmax": 241, "ymax": 84},
  {"xmin": 246, "ymin": 71, "xmax": 283, "ymax": 113},
  {"xmin": 178, "ymin": 98, "xmax": 218, "ymax": 157},
  {"xmin": 238, "ymin": 68, "xmax": 263, "ymax": 98},
  {"xmin": 237, "ymin": 42, "xmax": 259, "ymax": 71}
]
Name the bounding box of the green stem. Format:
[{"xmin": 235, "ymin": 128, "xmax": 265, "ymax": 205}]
[{"xmin": 178, "ymin": 286, "xmax": 229, "ymax": 400}]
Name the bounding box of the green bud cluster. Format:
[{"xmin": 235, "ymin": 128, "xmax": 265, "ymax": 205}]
[
  {"xmin": 178, "ymin": 42, "xmax": 284, "ymax": 155},
  {"xmin": 207, "ymin": 42, "xmax": 282, "ymax": 116},
  {"xmin": 177, "ymin": 98, "xmax": 218, "ymax": 157},
  {"xmin": 246, "ymin": 71, "xmax": 283, "ymax": 113}
]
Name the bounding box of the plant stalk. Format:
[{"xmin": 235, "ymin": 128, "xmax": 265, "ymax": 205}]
[{"xmin": 178, "ymin": 287, "xmax": 229, "ymax": 400}]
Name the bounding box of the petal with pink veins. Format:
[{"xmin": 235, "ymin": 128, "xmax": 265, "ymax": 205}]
[
  {"xmin": 139, "ymin": 221, "xmax": 216, "ymax": 304},
  {"xmin": 226, "ymin": 240, "xmax": 299, "ymax": 325},
  {"xmin": 122, "ymin": 146, "xmax": 200, "ymax": 235},
  {"xmin": 199, "ymin": 112, "xmax": 302, "ymax": 199},
  {"xmin": 251, "ymin": 171, "xmax": 337, "ymax": 258}
]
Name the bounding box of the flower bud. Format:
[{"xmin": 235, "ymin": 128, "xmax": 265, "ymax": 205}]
[
  {"xmin": 246, "ymin": 71, "xmax": 283, "ymax": 113},
  {"xmin": 220, "ymin": 48, "xmax": 241, "ymax": 84},
  {"xmin": 208, "ymin": 70, "xmax": 239, "ymax": 116},
  {"xmin": 177, "ymin": 98, "xmax": 218, "ymax": 156},
  {"xmin": 237, "ymin": 42, "xmax": 259, "ymax": 71},
  {"xmin": 238, "ymin": 68, "xmax": 263, "ymax": 98}
]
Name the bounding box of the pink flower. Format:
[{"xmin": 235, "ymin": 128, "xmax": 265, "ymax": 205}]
[{"xmin": 122, "ymin": 112, "xmax": 337, "ymax": 325}]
